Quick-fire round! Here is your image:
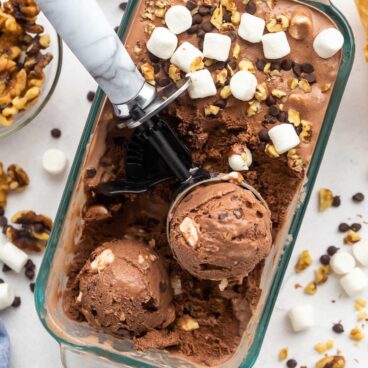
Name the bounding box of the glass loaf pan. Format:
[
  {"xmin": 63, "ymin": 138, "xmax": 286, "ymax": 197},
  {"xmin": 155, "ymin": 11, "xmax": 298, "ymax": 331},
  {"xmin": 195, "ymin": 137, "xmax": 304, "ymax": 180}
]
[{"xmin": 35, "ymin": 1, "xmax": 354, "ymax": 367}]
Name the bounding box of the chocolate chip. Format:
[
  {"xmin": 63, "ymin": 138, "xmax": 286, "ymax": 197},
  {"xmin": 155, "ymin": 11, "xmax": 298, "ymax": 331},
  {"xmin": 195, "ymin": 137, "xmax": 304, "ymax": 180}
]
[
  {"xmin": 245, "ymin": 1, "xmax": 257, "ymax": 14},
  {"xmin": 301, "ymin": 63, "xmax": 314, "ymax": 73},
  {"xmin": 159, "ymin": 281, "xmax": 167, "ymax": 292},
  {"xmin": 186, "ymin": 0, "xmax": 197, "ymax": 10},
  {"xmin": 327, "ymin": 245, "xmax": 339, "ymax": 256},
  {"xmin": 332, "ymin": 195, "xmax": 341, "ymax": 207},
  {"xmin": 192, "ymin": 13, "xmax": 202, "ymax": 24},
  {"xmin": 202, "ymin": 21, "xmax": 213, "ymax": 32},
  {"xmin": 12, "ymin": 296, "xmax": 21, "ymax": 308},
  {"xmin": 0, "ymin": 279, "xmax": 4, "ymax": 284},
  {"xmin": 292, "ymin": 63, "xmax": 302, "ymax": 77},
  {"xmin": 223, "ymin": 11, "xmax": 231, "ymax": 22},
  {"xmin": 142, "ymin": 298, "xmax": 158, "ymax": 312},
  {"xmin": 114, "ymin": 26, "xmax": 119, "ymax": 33},
  {"xmin": 268, "ymin": 105, "xmax": 280, "ymax": 117},
  {"xmin": 258, "ymin": 129, "xmax": 270, "ymax": 142},
  {"xmin": 351, "ymin": 223, "xmax": 362, "ymax": 232},
  {"xmin": 157, "ymin": 77, "xmax": 170, "ymax": 87},
  {"xmin": 352, "ymin": 192, "xmax": 365, "ymax": 202},
  {"xmin": 278, "ymin": 111, "xmax": 287, "ymax": 122},
  {"xmin": 294, "ymin": 125, "xmax": 303, "ymax": 135},
  {"xmin": 233, "ymin": 208, "xmax": 243, "ymax": 219},
  {"xmin": 153, "ymin": 64, "xmax": 160, "ymax": 74},
  {"xmin": 286, "ymin": 359, "xmax": 297, "ymax": 368},
  {"xmin": 30, "ymin": 283, "xmax": 35, "ymax": 292},
  {"xmin": 85, "ymin": 167, "xmax": 97, "ymax": 179},
  {"xmin": 228, "ymin": 59, "xmax": 237, "ymax": 69},
  {"xmin": 320, "ymin": 254, "xmax": 330, "ymax": 265},
  {"xmin": 263, "ymin": 114, "xmax": 277, "ymax": 125},
  {"xmin": 256, "ymin": 59, "xmax": 266, "ymax": 71},
  {"xmin": 187, "ymin": 24, "xmax": 198, "ymax": 34},
  {"xmin": 91, "ymin": 307, "xmax": 97, "ymax": 316},
  {"xmin": 270, "ymin": 61, "xmax": 281, "ymax": 71},
  {"xmin": 197, "ymin": 29, "xmax": 205, "ymax": 38},
  {"xmin": 50, "ymin": 128, "xmax": 61, "ymax": 138},
  {"xmin": 332, "ymin": 323, "xmax": 344, "ymax": 334},
  {"xmin": 338, "ymin": 223, "xmax": 350, "ymax": 232},
  {"xmin": 281, "ymin": 59, "xmax": 293, "ymax": 71},
  {"xmin": 87, "ymin": 91, "xmax": 96, "ymax": 102},
  {"xmin": 0, "ymin": 207, "xmax": 4, "ymax": 217},
  {"xmin": 119, "ymin": 2, "xmax": 127, "ymax": 10},
  {"xmin": 2, "ymin": 264, "xmax": 11, "ymax": 272},
  {"xmin": 265, "ymin": 96, "xmax": 276, "ymax": 106},
  {"xmin": 148, "ymin": 52, "xmax": 160, "ymax": 63},
  {"xmin": 198, "ymin": 5, "xmax": 210, "ymax": 15},
  {"xmin": 0, "ymin": 216, "xmax": 7, "ymax": 228},
  {"xmin": 25, "ymin": 268, "xmax": 35, "ymax": 280},
  {"xmin": 304, "ymin": 73, "xmax": 316, "ymax": 84},
  {"xmin": 25, "ymin": 259, "xmax": 35, "ymax": 270},
  {"xmin": 214, "ymin": 99, "xmax": 227, "ymax": 109},
  {"xmin": 213, "ymin": 61, "xmax": 226, "ymax": 70},
  {"xmin": 218, "ymin": 213, "xmax": 228, "ymax": 221}
]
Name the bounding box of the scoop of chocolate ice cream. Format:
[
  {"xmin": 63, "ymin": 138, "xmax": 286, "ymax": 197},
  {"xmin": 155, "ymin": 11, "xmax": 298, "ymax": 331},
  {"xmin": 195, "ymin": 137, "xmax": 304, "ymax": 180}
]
[
  {"xmin": 169, "ymin": 182, "xmax": 272, "ymax": 281},
  {"xmin": 77, "ymin": 239, "xmax": 175, "ymax": 335}
]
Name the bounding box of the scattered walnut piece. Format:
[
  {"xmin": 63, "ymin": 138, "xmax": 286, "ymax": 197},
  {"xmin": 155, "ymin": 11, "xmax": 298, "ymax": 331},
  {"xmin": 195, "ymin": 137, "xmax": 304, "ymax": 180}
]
[
  {"xmin": 266, "ymin": 14, "xmax": 290, "ymax": 33},
  {"xmin": 304, "ymin": 281, "xmax": 317, "ymax": 295},
  {"xmin": 288, "ymin": 78, "xmax": 299, "ymax": 90},
  {"xmin": 168, "ymin": 64, "xmax": 181, "ymax": 82},
  {"xmin": 295, "ymin": 250, "xmax": 313, "ymax": 273},
  {"xmin": 6, "ymin": 164, "xmax": 29, "ymax": 192},
  {"xmin": 314, "ymin": 265, "xmax": 332, "ymax": 285},
  {"xmin": 265, "ymin": 144, "xmax": 280, "ymax": 158},
  {"xmin": 288, "ymin": 109, "xmax": 301, "ymax": 126},
  {"xmin": 300, "ymin": 120, "xmax": 313, "ymax": 143},
  {"xmin": 319, "ymin": 188, "xmax": 334, "ymax": 211},
  {"xmin": 140, "ymin": 63, "xmax": 155, "ymax": 85},
  {"xmin": 278, "ymin": 347, "xmax": 288, "ymax": 361},
  {"xmin": 177, "ymin": 315, "xmax": 200, "ymax": 331},
  {"xmin": 211, "ymin": 6, "xmax": 223, "ymax": 30},
  {"xmin": 344, "ymin": 230, "xmax": 361, "ymax": 245},
  {"xmin": 221, "ymin": 0, "xmax": 237, "ymax": 12},
  {"xmin": 232, "ymin": 43, "xmax": 240, "ymax": 59},
  {"xmin": 350, "ymin": 327, "xmax": 364, "ymax": 341},
  {"xmin": 287, "ymin": 149, "xmax": 304, "ymax": 172},
  {"xmin": 316, "ymin": 356, "xmax": 345, "ymax": 368},
  {"xmin": 190, "ymin": 56, "xmax": 204, "ymax": 72},
  {"xmin": 255, "ymin": 82, "xmax": 268, "ymax": 101},
  {"xmin": 314, "ymin": 340, "xmax": 334, "ymax": 354},
  {"xmin": 220, "ymin": 85, "xmax": 232, "ymax": 99},
  {"xmin": 215, "ymin": 68, "xmax": 228, "ymax": 86},
  {"xmin": 247, "ymin": 100, "xmax": 260, "ymax": 117},
  {"xmin": 321, "ymin": 83, "xmax": 332, "ymax": 93},
  {"xmin": 238, "ymin": 59, "xmax": 255, "ymax": 73},
  {"xmin": 357, "ymin": 310, "xmax": 367, "ymax": 321},
  {"xmin": 355, "ymin": 298, "xmax": 366, "ymax": 310},
  {"xmin": 231, "ymin": 11, "xmax": 241, "ymax": 25},
  {"xmin": 272, "ymin": 89, "xmax": 287, "ymax": 98},
  {"xmin": 299, "ymin": 79, "xmax": 312, "ymax": 93},
  {"xmin": 204, "ymin": 105, "xmax": 220, "ymax": 116}
]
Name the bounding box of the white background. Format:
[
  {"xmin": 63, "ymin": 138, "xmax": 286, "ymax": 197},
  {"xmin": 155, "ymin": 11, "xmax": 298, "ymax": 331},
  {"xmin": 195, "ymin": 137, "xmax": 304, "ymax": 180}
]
[{"xmin": 1, "ymin": 0, "xmax": 368, "ymax": 367}]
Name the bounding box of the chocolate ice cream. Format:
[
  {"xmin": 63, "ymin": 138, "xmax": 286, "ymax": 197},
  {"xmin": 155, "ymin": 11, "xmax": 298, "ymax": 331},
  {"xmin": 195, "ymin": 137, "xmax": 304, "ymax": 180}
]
[
  {"xmin": 77, "ymin": 239, "xmax": 175, "ymax": 335},
  {"xmin": 169, "ymin": 182, "xmax": 272, "ymax": 280}
]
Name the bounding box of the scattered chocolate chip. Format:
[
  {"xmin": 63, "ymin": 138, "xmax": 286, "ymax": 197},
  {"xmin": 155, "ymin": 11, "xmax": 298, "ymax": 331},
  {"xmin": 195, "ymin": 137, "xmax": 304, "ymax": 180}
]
[
  {"xmin": 148, "ymin": 52, "xmax": 160, "ymax": 63},
  {"xmin": 332, "ymin": 323, "xmax": 344, "ymax": 334},
  {"xmin": 198, "ymin": 5, "xmax": 210, "ymax": 15},
  {"xmin": 186, "ymin": 0, "xmax": 197, "ymax": 10},
  {"xmin": 157, "ymin": 77, "xmax": 170, "ymax": 87},
  {"xmin": 12, "ymin": 296, "xmax": 21, "ymax": 308},
  {"xmin": 270, "ymin": 61, "xmax": 281, "ymax": 71},
  {"xmin": 30, "ymin": 283, "xmax": 35, "ymax": 292},
  {"xmin": 294, "ymin": 125, "xmax": 303, "ymax": 135},
  {"xmin": 258, "ymin": 129, "xmax": 270, "ymax": 142},
  {"xmin": 202, "ymin": 21, "xmax": 213, "ymax": 32},
  {"xmin": 268, "ymin": 105, "xmax": 280, "ymax": 117},
  {"xmin": 2, "ymin": 264, "xmax": 11, "ymax": 272},
  {"xmin": 197, "ymin": 29, "xmax": 205, "ymax": 38},
  {"xmin": 25, "ymin": 268, "xmax": 35, "ymax": 280},
  {"xmin": 233, "ymin": 208, "xmax": 243, "ymax": 219},
  {"xmin": 228, "ymin": 59, "xmax": 237, "ymax": 69},
  {"xmin": 214, "ymin": 99, "xmax": 227, "ymax": 109},
  {"xmin": 245, "ymin": 1, "xmax": 257, "ymax": 14},
  {"xmin": 304, "ymin": 73, "xmax": 316, "ymax": 84},
  {"xmin": 332, "ymin": 195, "xmax": 341, "ymax": 207},
  {"xmin": 0, "ymin": 216, "xmax": 7, "ymax": 228},
  {"xmin": 187, "ymin": 24, "xmax": 198, "ymax": 34},
  {"xmin": 50, "ymin": 128, "xmax": 61, "ymax": 139},
  {"xmin": 292, "ymin": 63, "xmax": 302, "ymax": 77},
  {"xmin": 352, "ymin": 192, "xmax": 365, "ymax": 202},
  {"xmin": 153, "ymin": 64, "xmax": 160, "ymax": 74},
  {"xmin": 265, "ymin": 96, "xmax": 276, "ymax": 106},
  {"xmin": 278, "ymin": 111, "xmax": 287, "ymax": 122},
  {"xmin": 351, "ymin": 223, "xmax": 362, "ymax": 232},
  {"xmin": 192, "ymin": 13, "xmax": 202, "ymax": 24},
  {"xmin": 327, "ymin": 245, "xmax": 339, "ymax": 256},
  {"xmin": 119, "ymin": 2, "xmax": 127, "ymax": 11},
  {"xmin": 263, "ymin": 114, "xmax": 278, "ymax": 125},
  {"xmin": 114, "ymin": 26, "xmax": 119, "ymax": 33},
  {"xmin": 223, "ymin": 11, "xmax": 231, "ymax": 23},
  {"xmin": 338, "ymin": 223, "xmax": 350, "ymax": 232},
  {"xmin": 85, "ymin": 167, "xmax": 97, "ymax": 179},
  {"xmin": 301, "ymin": 63, "xmax": 314, "ymax": 73},
  {"xmin": 25, "ymin": 259, "xmax": 35, "ymax": 270},
  {"xmin": 0, "ymin": 279, "xmax": 4, "ymax": 284},
  {"xmin": 281, "ymin": 59, "xmax": 293, "ymax": 71},
  {"xmin": 0, "ymin": 207, "xmax": 4, "ymax": 217},
  {"xmin": 256, "ymin": 59, "xmax": 266, "ymax": 71},
  {"xmin": 286, "ymin": 359, "xmax": 298, "ymax": 368},
  {"xmin": 218, "ymin": 213, "xmax": 228, "ymax": 221},
  {"xmin": 320, "ymin": 254, "xmax": 330, "ymax": 265},
  {"xmin": 87, "ymin": 91, "xmax": 95, "ymax": 102}
]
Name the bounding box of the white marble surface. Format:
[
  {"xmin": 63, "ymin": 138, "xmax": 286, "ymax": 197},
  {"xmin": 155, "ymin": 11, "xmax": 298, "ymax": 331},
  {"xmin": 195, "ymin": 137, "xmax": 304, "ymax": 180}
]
[{"xmin": 0, "ymin": 0, "xmax": 367, "ymax": 367}]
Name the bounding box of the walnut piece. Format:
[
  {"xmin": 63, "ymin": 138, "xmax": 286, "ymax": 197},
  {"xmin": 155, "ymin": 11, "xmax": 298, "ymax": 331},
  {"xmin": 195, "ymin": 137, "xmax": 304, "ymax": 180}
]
[
  {"xmin": 344, "ymin": 230, "xmax": 361, "ymax": 244},
  {"xmin": 316, "ymin": 356, "xmax": 345, "ymax": 368},
  {"xmin": 140, "ymin": 63, "xmax": 155, "ymax": 85},
  {"xmin": 0, "ymin": 163, "xmax": 8, "ymax": 209},
  {"xmin": 210, "ymin": 6, "xmax": 223, "ymax": 30},
  {"xmin": 350, "ymin": 327, "xmax": 364, "ymax": 341},
  {"xmin": 168, "ymin": 64, "xmax": 181, "ymax": 82},
  {"xmin": 278, "ymin": 347, "xmax": 288, "ymax": 361},
  {"xmin": 304, "ymin": 281, "xmax": 317, "ymax": 295},
  {"xmin": 319, "ymin": 188, "xmax": 334, "ymax": 211},
  {"xmin": 204, "ymin": 105, "xmax": 220, "ymax": 116},
  {"xmin": 288, "ymin": 109, "xmax": 301, "ymax": 126},
  {"xmin": 314, "ymin": 265, "xmax": 331, "ymax": 285},
  {"xmin": 300, "ymin": 120, "xmax": 312, "ymax": 143},
  {"xmin": 7, "ymin": 164, "xmax": 29, "ymax": 192},
  {"xmin": 220, "ymin": 85, "xmax": 232, "ymax": 99},
  {"xmin": 295, "ymin": 250, "xmax": 313, "ymax": 273},
  {"xmin": 265, "ymin": 144, "xmax": 280, "ymax": 158},
  {"xmin": 177, "ymin": 315, "xmax": 200, "ymax": 331},
  {"xmin": 266, "ymin": 15, "xmax": 290, "ymax": 32},
  {"xmin": 314, "ymin": 340, "xmax": 334, "ymax": 354}
]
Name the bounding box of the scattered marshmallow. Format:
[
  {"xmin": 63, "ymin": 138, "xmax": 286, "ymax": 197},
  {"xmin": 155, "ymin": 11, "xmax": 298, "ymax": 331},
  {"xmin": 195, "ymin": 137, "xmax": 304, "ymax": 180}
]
[
  {"xmin": 165, "ymin": 5, "xmax": 192, "ymax": 34},
  {"xmin": 353, "ymin": 242, "xmax": 368, "ymax": 266},
  {"xmin": 203, "ymin": 33, "xmax": 232, "ymax": 62},
  {"xmin": 262, "ymin": 32, "xmax": 291, "ymax": 59},
  {"xmin": 0, "ymin": 242, "xmax": 28, "ymax": 273},
  {"xmin": 340, "ymin": 268, "xmax": 368, "ymax": 297},
  {"xmin": 228, "ymin": 148, "xmax": 253, "ymax": 171},
  {"xmin": 238, "ymin": 13, "xmax": 265, "ymax": 43},
  {"xmin": 330, "ymin": 251, "xmax": 356, "ymax": 275},
  {"xmin": 268, "ymin": 124, "xmax": 300, "ymax": 154},
  {"xmin": 313, "ymin": 28, "xmax": 344, "ymax": 59},
  {"xmin": 0, "ymin": 283, "xmax": 15, "ymax": 311},
  {"xmin": 229, "ymin": 70, "xmax": 257, "ymax": 101},
  {"xmin": 146, "ymin": 27, "xmax": 178, "ymax": 60},
  {"xmin": 187, "ymin": 69, "xmax": 217, "ymax": 99},
  {"xmin": 42, "ymin": 148, "xmax": 68, "ymax": 175},
  {"xmin": 171, "ymin": 42, "xmax": 203, "ymax": 73},
  {"xmin": 288, "ymin": 304, "xmax": 314, "ymax": 332}
]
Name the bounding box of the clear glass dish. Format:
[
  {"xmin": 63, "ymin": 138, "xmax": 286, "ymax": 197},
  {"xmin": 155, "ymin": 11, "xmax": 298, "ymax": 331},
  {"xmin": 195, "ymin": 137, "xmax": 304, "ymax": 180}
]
[
  {"xmin": 0, "ymin": 12, "xmax": 63, "ymax": 139},
  {"xmin": 35, "ymin": 1, "xmax": 354, "ymax": 367}
]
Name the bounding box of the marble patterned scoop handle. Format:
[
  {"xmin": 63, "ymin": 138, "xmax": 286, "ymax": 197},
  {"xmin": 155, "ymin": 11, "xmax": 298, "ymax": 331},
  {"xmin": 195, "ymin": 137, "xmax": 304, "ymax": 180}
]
[{"xmin": 38, "ymin": 0, "xmax": 145, "ymax": 105}]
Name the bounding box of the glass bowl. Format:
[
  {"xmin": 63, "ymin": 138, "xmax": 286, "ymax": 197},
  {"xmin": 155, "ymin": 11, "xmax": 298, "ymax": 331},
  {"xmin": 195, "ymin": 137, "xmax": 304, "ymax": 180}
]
[{"xmin": 0, "ymin": 12, "xmax": 63, "ymax": 139}]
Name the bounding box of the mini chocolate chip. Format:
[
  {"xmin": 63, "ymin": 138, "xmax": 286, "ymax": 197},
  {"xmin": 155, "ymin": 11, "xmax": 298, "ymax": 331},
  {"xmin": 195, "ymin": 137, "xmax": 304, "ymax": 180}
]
[
  {"xmin": 352, "ymin": 192, "xmax": 365, "ymax": 202},
  {"xmin": 148, "ymin": 52, "xmax": 160, "ymax": 63},
  {"xmin": 12, "ymin": 296, "xmax": 21, "ymax": 308},
  {"xmin": 258, "ymin": 129, "xmax": 270, "ymax": 142},
  {"xmin": 256, "ymin": 59, "xmax": 266, "ymax": 71},
  {"xmin": 153, "ymin": 64, "xmax": 160, "ymax": 74},
  {"xmin": 233, "ymin": 208, "xmax": 243, "ymax": 219},
  {"xmin": 338, "ymin": 223, "xmax": 349, "ymax": 233},
  {"xmin": 2, "ymin": 264, "xmax": 11, "ymax": 272},
  {"xmin": 0, "ymin": 279, "xmax": 4, "ymax": 284},
  {"xmin": 50, "ymin": 128, "xmax": 61, "ymax": 138},
  {"xmin": 281, "ymin": 59, "xmax": 293, "ymax": 71},
  {"xmin": 286, "ymin": 359, "xmax": 297, "ymax": 368},
  {"xmin": 214, "ymin": 99, "xmax": 227, "ymax": 109},
  {"xmin": 25, "ymin": 268, "xmax": 35, "ymax": 280},
  {"xmin": 187, "ymin": 24, "xmax": 198, "ymax": 34},
  {"xmin": 320, "ymin": 254, "xmax": 330, "ymax": 265},
  {"xmin": 198, "ymin": 5, "xmax": 210, "ymax": 15},
  {"xmin": 91, "ymin": 307, "xmax": 97, "ymax": 316},
  {"xmin": 332, "ymin": 195, "xmax": 341, "ymax": 207},
  {"xmin": 351, "ymin": 223, "xmax": 362, "ymax": 232},
  {"xmin": 228, "ymin": 59, "xmax": 237, "ymax": 69},
  {"xmin": 268, "ymin": 105, "xmax": 280, "ymax": 117},
  {"xmin": 292, "ymin": 63, "xmax": 302, "ymax": 77},
  {"xmin": 327, "ymin": 245, "xmax": 339, "ymax": 256},
  {"xmin": 158, "ymin": 77, "xmax": 170, "ymax": 87},
  {"xmin": 119, "ymin": 2, "xmax": 127, "ymax": 10},
  {"xmin": 295, "ymin": 125, "xmax": 303, "ymax": 135},
  {"xmin": 202, "ymin": 21, "xmax": 213, "ymax": 32},
  {"xmin": 0, "ymin": 207, "xmax": 4, "ymax": 216},
  {"xmin": 278, "ymin": 111, "xmax": 287, "ymax": 122},
  {"xmin": 0, "ymin": 216, "xmax": 7, "ymax": 228},
  {"xmin": 85, "ymin": 167, "xmax": 97, "ymax": 179},
  {"xmin": 192, "ymin": 13, "xmax": 202, "ymax": 24},
  {"xmin": 304, "ymin": 73, "xmax": 316, "ymax": 84},
  {"xmin": 114, "ymin": 26, "xmax": 119, "ymax": 33},
  {"xmin": 186, "ymin": 0, "xmax": 197, "ymax": 10},
  {"xmin": 223, "ymin": 11, "xmax": 231, "ymax": 22},
  {"xmin": 301, "ymin": 63, "xmax": 314, "ymax": 73},
  {"xmin": 270, "ymin": 61, "xmax": 281, "ymax": 71},
  {"xmin": 332, "ymin": 323, "xmax": 344, "ymax": 334},
  {"xmin": 159, "ymin": 281, "xmax": 167, "ymax": 292},
  {"xmin": 87, "ymin": 91, "xmax": 95, "ymax": 102},
  {"xmin": 218, "ymin": 213, "xmax": 228, "ymax": 221},
  {"xmin": 265, "ymin": 96, "xmax": 276, "ymax": 106},
  {"xmin": 197, "ymin": 29, "xmax": 205, "ymax": 38},
  {"xmin": 245, "ymin": 1, "xmax": 257, "ymax": 14},
  {"xmin": 263, "ymin": 114, "xmax": 277, "ymax": 125},
  {"xmin": 25, "ymin": 259, "xmax": 35, "ymax": 270},
  {"xmin": 30, "ymin": 283, "xmax": 35, "ymax": 292}
]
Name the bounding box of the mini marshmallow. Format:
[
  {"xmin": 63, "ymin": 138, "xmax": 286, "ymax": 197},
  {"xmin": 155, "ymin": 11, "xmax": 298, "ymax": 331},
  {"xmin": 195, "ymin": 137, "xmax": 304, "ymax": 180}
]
[
  {"xmin": 330, "ymin": 251, "xmax": 356, "ymax": 275},
  {"xmin": 228, "ymin": 149, "xmax": 253, "ymax": 171},
  {"xmin": 165, "ymin": 5, "xmax": 192, "ymax": 35},
  {"xmin": 288, "ymin": 304, "xmax": 314, "ymax": 332},
  {"xmin": 42, "ymin": 148, "xmax": 68, "ymax": 175},
  {"xmin": 146, "ymin": 27, "xmax": 178, "ymax": 60},
  {"xmin": 340, "ymin": 268, "xmax": 368, "ymax": 297},
  {"xmin": 203, "ymin": 33, "xmax": 232, "ymax": 62},
  {"xmin": 313, "ymin": 28, "xmax": 344, "ymax": 59},
  {"xmin": 187, "ymin": 69, "xmax": 217, "ymax": 99},
  {"xmin": 262, "ymin": 32, "xmax": 291, "ymax": 59},
  {"xmin": 353, "ymin": 242, "xmax": 368, "ymax": 266},
  {"xmin": 238, "ymin": 13, "xmax": 265, "ymax": 43},
  {"xmin": 0, "ymin": 242, "xmax": 28, "ymax": 273},
  {"xmin": 268, "ymin": 124, "xmax": 300, "ymax": 154},
  {"xmin": 229, "ymin": 70, "xmax": 257, "ymax": 101},
  {"xmin": 0, "ymin": 283, "xmax": 15, "ymax": 311},
  {"xmin": 171, "ymin": 42, "xmax": 203, "ymax": 73}
]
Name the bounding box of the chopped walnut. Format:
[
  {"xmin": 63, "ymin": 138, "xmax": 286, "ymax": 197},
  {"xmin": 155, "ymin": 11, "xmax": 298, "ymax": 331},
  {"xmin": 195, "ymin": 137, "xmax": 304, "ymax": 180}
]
[
  {"xmin": 0, "ymin": 163, "xmax": 8, "ymax": 209},
  {"xmin": 177, "ymin": 315, "xmax": 200, "ymax": 331},
  {"xmin": 321, "ymin": 83, "xmax": 332, "ymax": 93},
  {"xmin": 288, "ymin": 78, "xmax": 299, "ymax": 90},
  {"xmin": 314, "ymin": 340, "xmax": 334, "ymax": 354},
  {"xmin": 304, "ymin": 281, "xmax": 317, "ymax": 295},
  {"xmin": 300, "ymin": 120, "xmax": 312, "ymax": 143},
  {"xmin": 314, "ymin": 265, "xmax": 332, "ymax": 285},
  {"xmin": 344, "ymin": 230, "xmax": 361, "ymax": 244},
  {"xmin": 231, "ymin": 11, "xmax": 241, "ymax": 25},
  {"xmin": 319, "ymin": 188, "xmax": 334, "ymax": 211},
  {"xmin": 288, "ymin": 109, "xmax": 301, "ymax": 126},
  {"xmin": 221, "ymin": 0, "xmax": 237, "ymax": 12},
  {"xmin": 238, "ymin": 59, "xmax": 255, "ymax": 73},
  {"xmin": 6, "ymin": 164, "xmax": 29, "ymax": 192},
  {"xmin": 278, "ymin": 347, "xmax": 288, "ymax": 361},
  {"xmin": 287, "ymin": 149, "xmax": 304, "ymax": 172},
  {"xmin": 350, "ymin": 327, "xmax": 364, "ymax": 341},
  {"xmin": 316, "ymin": 356, "xmax": 345, "ymax": 368},
  {"xmin": 190, "ymin": 56, "xmax": 204, "ymax": 72},
  {"xmin": 295, "ymin": 250, "xmax": 313, "ymax": 273},
  {"xmin": 265, "ymin": 144, "xmax": 280, "ymax": 158},
  {"xmin": 210, "ymin": 6, "xmax": 223, "ymax": 30},
  {"xmin": 220, "ymin": 85, "xmax": 232, "ymax": 99},
  {"xmin": 232, "ymin": 43, "xmax": 240, "ymax": 59},
  {"xmin": 271, "ymin": 89, "xmax": 287, "ymax": 98},
  {"xmin": 140, "ymin": 63, "xmax": 155, "ymax": 85},
  {"xmin": 168, "ymin": 64, "xmax": 181, "ymax": 82},
  {"xmin": 299, "ymin": 79, "xmax": 312, "ymax": 93},
  {"xmin": 355, "ymin": 298, "xmax": 366, "ymax": 310},
  {"xmin": 247, "ymin": 100, "xmax": 260, "ymax": 117},
  {"xmin": 215, "ymin": 68, "xmax": 228, "ymax": 86},
  {"xmin": 266, "ymin": 15, "xmax": 290, "ymax": 32},
  {"xmin": 255, "ymin": 83, "xmax": 268, "ymax": 101},
  {"xmin": 204, "ymin": 105, "xmax": 220, "ymax": 116}
]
